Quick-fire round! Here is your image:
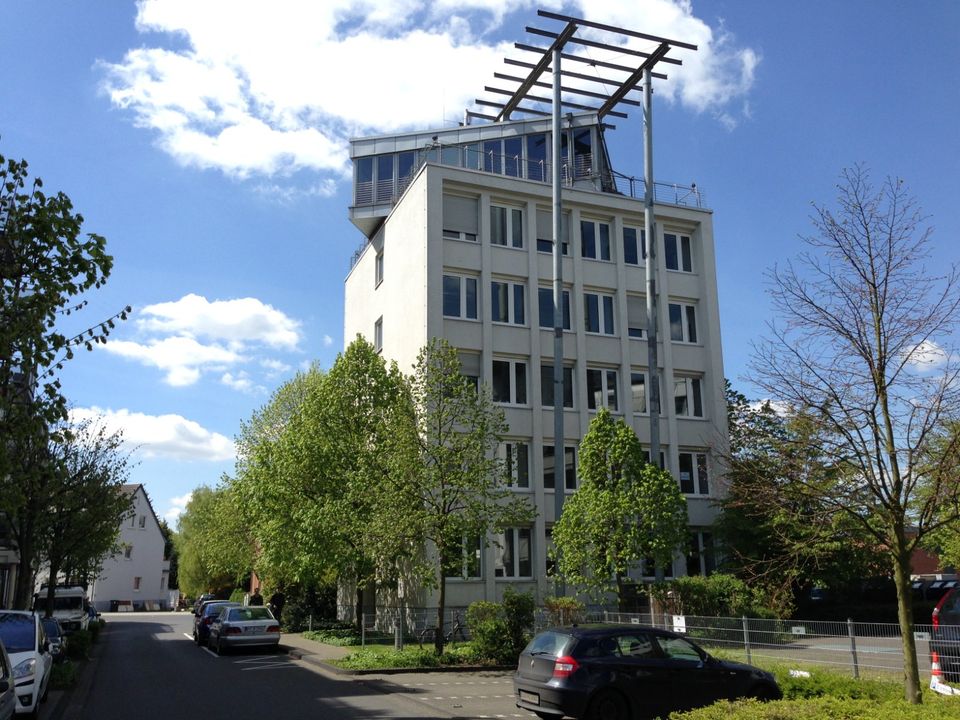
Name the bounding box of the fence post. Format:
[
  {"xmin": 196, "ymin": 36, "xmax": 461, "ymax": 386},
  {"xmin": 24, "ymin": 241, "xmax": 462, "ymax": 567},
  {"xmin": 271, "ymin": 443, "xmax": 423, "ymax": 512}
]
[
  {"xmin": 847, "ymin": 618, "xmax": 860, "ymax": 679},
  {"xmin": 309, "ymin": 614, "xmax": 313, "ymax": 633},
  {"xmin": 361, "ymin": 613, "xmax": 366, "ymax": 648},
  {"xmin": 741, "ymin": 616, "xmax": 752, "ymax": 665}
]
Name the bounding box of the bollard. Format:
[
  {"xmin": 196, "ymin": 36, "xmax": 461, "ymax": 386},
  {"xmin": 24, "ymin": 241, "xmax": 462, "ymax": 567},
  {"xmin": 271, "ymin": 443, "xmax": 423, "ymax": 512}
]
[
  {"xmin": 742, "ymin": 616, "xmax": 752, "ymax": 665},
  {"xmin": 847, "ymin": 618, "xmax": 859, "ymax": 679}
]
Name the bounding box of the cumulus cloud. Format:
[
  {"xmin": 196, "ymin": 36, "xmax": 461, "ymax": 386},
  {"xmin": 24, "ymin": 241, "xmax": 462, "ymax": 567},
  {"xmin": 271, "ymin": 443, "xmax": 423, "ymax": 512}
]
[
  {"xmin": 164, "ymin": 492, "xmax": 193, "ymax": 524},
  {"xmin": 903, "ymin": 339, "xmax": 952, "ymax": 372},
  {"xmin": 99, "ymin": 0, "xmax": 758, "ymax": 179},
  {"xmin": 70, "ymin": 406, "xmax": 236, "ymax": 462}
]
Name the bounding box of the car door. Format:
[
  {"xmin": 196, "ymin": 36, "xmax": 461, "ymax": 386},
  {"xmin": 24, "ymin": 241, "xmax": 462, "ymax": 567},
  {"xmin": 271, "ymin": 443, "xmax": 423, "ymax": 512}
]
[
  {"xmin": 0, "ymin": 642, "xmax": 16, "ymax": 720},
  {"xmin": 652, "ymin": 634, "xmax": 727, "ymax": 713},
  {"xmin": 36, "ymin": 619, "xmax": 52, "ymax": 694},
  {"xmin": 609, "ymin": 632, "xmax": 673, "ymax": 718}
]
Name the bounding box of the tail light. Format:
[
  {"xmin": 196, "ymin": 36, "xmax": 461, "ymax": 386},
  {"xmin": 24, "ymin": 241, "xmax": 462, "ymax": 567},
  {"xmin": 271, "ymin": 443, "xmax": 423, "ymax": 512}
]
[
  {"xmin": 266, "ymin": 625, "xmax": 280, "ymax": 634},
  {"xmin": 203, "ymin": 617, "xmax": 213, "ymax": 626},
  {"xmin": 553, "ymin": 655, "xmax": 580, "ymax": 678},
  {"xmin": 932, "ymin": 590, "xmax": 953, "ymax": 628}
]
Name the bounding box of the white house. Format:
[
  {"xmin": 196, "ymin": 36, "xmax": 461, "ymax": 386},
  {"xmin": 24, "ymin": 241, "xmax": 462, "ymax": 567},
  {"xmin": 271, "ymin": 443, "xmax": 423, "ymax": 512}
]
[{"xmin": 89, "ymin": 484, "xmax": 170, "ymax": 611}]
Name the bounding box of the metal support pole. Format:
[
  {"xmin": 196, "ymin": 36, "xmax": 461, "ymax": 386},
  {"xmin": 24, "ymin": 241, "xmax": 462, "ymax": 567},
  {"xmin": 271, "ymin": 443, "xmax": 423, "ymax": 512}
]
[
  {"xmin": 643, "ymin": 66, "xmax": 661, "ymax": 477},
  {"xmin": 551, "ymin": 45, "xmax": 566, "ymax": 598},
  {"xmin": 847, "ymin": 618, "xmax": 860, "ymax": 679},
  {"xmin": 361, "ymin": 613, "xmax": 366, "ymax": 647},
  {"xmin": 742, "ymin": 616, "xmax": 752, "ymax": 665}
]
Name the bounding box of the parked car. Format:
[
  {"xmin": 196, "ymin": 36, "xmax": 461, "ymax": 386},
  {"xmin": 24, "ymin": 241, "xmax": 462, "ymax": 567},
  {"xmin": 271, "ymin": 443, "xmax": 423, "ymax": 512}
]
[
  {"xmin": 0, "ymin": 637, "xmax": 17, "ymax": 720},
  {"xmin": 514, "ymin": 625, "xmax": 781, "ymax": 720},
  {"xmin": 0, "ymin": 612, "xmax": 53, "ymax": 719},
  {"xmin": 931, "ymin": 585, "xmax": 960, "ymax": 683},
  {"xmin": 208, "ymin": 606, "xmax": 281, "ymax": 655},
  {"xmin": 33, "ymin": 585, "xmax": 88, "ymax": 634},
  {"xmin": 39, "ymin": 619, "xmax": 67, "ymax": 664},
  {"xmin": 193, "ymin": 601, "xmax": 240, "ymax": 647},
  {"xmin": 192, "ymin": 593, "xmax": 216, "ymax": 614}
]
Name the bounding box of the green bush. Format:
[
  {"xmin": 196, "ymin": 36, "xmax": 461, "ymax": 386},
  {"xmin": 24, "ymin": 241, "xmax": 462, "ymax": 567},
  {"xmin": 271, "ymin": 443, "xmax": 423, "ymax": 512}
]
[
  {"xmin": 88, "ymin": 619, "xmax": 102, "ymax": 643},
  {"xmin": 650, "ymin": 574, "xmax": 778, "ymax": 618},
  {"xmin": 502, "ymin": 588, "xmax": 535, "ymax": 657},
  {"xmin": 49, "ymin": 660, "xmax": 79, "ymax": 689},
  {"xmin": 669, "ymin": 696, "xmax": 958, "ymax": 720},
  {"xmin": 66, "ymin": 629, "xmax": 92, "ymax": 660},
  {"xmin": 543, "ymin": 596, "xmax": 586, "ymax": 626},
  {"xmin": 279, "ymin": 582, "xmax": 337, "ymax": 632},
  {"xmin": 334, "ymin": 643, "xmax": 483, "ymax": 670},
  {"xmin": 466, "ymin": 601, "xmax": 512, "ymax": 663},
  {"xmin": 228, "ymin": 588, "xmax": 246, "ymax": 603}
]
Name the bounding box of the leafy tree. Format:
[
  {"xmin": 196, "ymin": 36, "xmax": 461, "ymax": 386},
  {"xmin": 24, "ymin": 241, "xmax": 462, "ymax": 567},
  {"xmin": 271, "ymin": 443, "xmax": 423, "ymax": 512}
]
[
  {"xmin": 158, "ymin": 519, "xmax": 178, "ymax": 590},
  {"xmin": 750, "ymin": 166, "xmax": 960, "ymax": 703},
  {"xmin": 387, "ymin": 338, "xmax": 534, "ymax": 654},
  {"xmin": 552, "ymin": 409, "xmax": 688, "ymax": 608}
]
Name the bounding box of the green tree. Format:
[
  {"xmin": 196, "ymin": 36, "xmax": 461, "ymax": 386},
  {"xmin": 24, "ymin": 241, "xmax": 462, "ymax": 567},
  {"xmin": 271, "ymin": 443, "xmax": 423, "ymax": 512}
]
[
  {"xmin": 552, "ymin": 409, "xmax": 688, "ymax": 608},
  {"xmin": 388, "ymin": 338, "xmax": 534, "ymax": 654},
  {"xmin": 159, "ymin": 520, "xmax": 179, "ymax": 590},
  {"xmin": 751, "ymin": 166, "xmax": 960, "ymax": 703}
]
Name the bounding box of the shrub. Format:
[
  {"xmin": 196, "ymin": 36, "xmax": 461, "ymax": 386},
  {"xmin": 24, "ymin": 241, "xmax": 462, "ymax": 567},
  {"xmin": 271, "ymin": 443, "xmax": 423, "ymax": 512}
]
[
  {"xmin": 50, "ymin": 660, "xmax": 79, "ymax": 689},
  {"xmin": 88, "ymin": 619, "xmax": 101, "ymax": 643},
  {"xmin": 228, "ymin": 588, "xmax": 246, "ymax": 603},
  {"xmin": 650, "ymin": 574, "xmax": 778, "ymax": 618},
  {"xmin": 279, "ymin": 582, "xmax": 337, "ymax": 632},
  {"xmin": 669, "ymin": 696, "xmax": 958, "ymax": 720},
  {"xmin": 466, "ymin": 601, "xmax": 512, "ymax": 663},
  {"xmin": 543, "ymin": 596, "xmax": 586, "ymax": 626},
  {"xmin": 66, "ymin": 629, "xmax": 92, "ymax": 660},
  {"xmin": 334, "ymin": 644, "xmax": 482, "ymax": 670},
  {"xmin": 502, "ymin": 588, "xmax": 535, "ymax": 657}
]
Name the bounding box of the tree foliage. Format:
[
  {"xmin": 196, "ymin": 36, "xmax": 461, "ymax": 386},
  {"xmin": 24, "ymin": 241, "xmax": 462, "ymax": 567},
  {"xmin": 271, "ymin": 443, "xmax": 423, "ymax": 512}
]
[
  {"xmin": 552, "ymin": 409, "xmax": 688, "ymax": 607},
  {"xmin": 750, "ymin": 165, "xmax": 960, "ymax": 703}
]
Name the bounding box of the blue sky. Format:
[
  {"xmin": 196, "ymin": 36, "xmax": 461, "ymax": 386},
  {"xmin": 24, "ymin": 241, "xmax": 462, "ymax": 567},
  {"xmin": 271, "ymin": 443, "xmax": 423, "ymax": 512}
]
[{"xmin": 2, "ymin": 1, "xmax": 958, "ymax": 525}]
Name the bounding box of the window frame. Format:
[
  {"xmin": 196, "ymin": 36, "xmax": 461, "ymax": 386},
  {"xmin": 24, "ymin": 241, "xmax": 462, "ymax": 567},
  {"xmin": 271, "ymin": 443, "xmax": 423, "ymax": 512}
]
[
  {"xmin": 491, "ymin": 280, "xmax": 526, "ymax": 325},
  {"xmin": 664, "ymin": 232, "xmax": 693, "ymax": 272},
  {"xmin": 580, "ymin": 219, "xmax": 612, "ymax": 261},
  {"xmin": 586, "ymin": 367, "xmax": 619, "ymax": 412},
  {"xmin": 678, "ymin": 451, "xmax": 710, "ymax": 496},
  {"xmin": 584, "ymin": 292, "xmax": 616, "ymax": 335},
  {"xmin": 374, "ymin": 316, "xmax": 383, "ymax": 352},
  {"xmin": 540, "ymin": 362, "xmax": 574, "ymax": 409},
  {"xmin": 686, "ymin": 530, "xmax": 716, "ymax": 577},
  {"xmin": 668, "ymin": 302, "xmax": 698, "ymax": 343},
  {"xmin": 623, "ymin": 226, "xmax": 646, "ymax": 266},
  {"xmin": 673, "ymin": 376, "xmax": 704, "ymax": 418},
  {"xmin": 491, "ymin": 205, "xmax": 524, "ymax": 249},
  {"xmin": 538, "ymin": 287, "xmax": 571, "ymax": 330},
  {"xmin": 543, "ymin": 444, "xmax": 578, "ymax": 492},
  {"xmin": 499, "ymin": 441, "xmax": 531, "ymax": 490},
  {"xmin": 445, "ymin": 535, "xmax": 483, "ymax": 580},
  {"xmin": 375, "ymin": 250, "xmax": 384, "ymax": 287},
  {"xmin": 443, "ymin": 274, "xmax": 479, "ymax": 320},
  {"xmin": 492, "ymin": 358, "xmax": 528, "ymax": 405},
  {"xmin": 494, "ymin": 527, "xmax": 533, "ymax": 579}
]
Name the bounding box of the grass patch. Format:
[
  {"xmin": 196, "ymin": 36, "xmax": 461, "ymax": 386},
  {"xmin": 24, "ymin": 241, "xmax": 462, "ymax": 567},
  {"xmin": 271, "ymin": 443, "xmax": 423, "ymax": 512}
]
[
  {"xmin": 668, "ymin": 695, "xmax": 959, "ymax": 720},
  {"xmin": 302, "ymin": 628, "xmax": 394, "ymax": 647},
  {"xmin": 49, "ymin": 660, "xmax": 79, "ymax": 689},
  {"xmin": 330, "ymin": 642, "xmax": 494, "ymax": 670}
]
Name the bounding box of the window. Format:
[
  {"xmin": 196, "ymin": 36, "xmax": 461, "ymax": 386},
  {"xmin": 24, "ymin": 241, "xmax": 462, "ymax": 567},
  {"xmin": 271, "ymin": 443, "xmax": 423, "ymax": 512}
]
[
  {"xmin": 129, "ymin": 514, "xmax": 135, "ymax": 528},
  {"xmin": 631, "ymin": 372, "xmax": 647, "ymax": 414},
  {"xmin": 491, "ymin": 205, "xmax": 524, "ymax": 248},
  {"xmin": 538, "ymin": 288, "xmax": 571, "ymax": 330},
  {"xmin": 584, "ymin": 292, "xmax": 616, "ymax": 335},
  {"xmin": 536, "ymin": 209, "xmax": 570, "ymax": 254},
  {"xmin": 494, "ymin": 528, "xmax": 532, "ymax": 578},
  {"xmin": 586, "ymin": 368, "xmax": 619, "ymax": 411},
  {"xmin": 442, "ymin": 194, "xmax": 478, "ymax": 242},
  {"xmin": 492, "ymin": 359, "xmax": 528, "ymax": 405},
  {"xmin": 580, "ymin": 220, "xmax": 611, "ymax": 261},
  {"xmin": 623, "ymin": 226, "xmax": 646, "ymax": 265},
  {"xmin": 543, "ymin": 445, "xmax": 577, "ymax": 491},
  {"xmin": 376, "ymin": 154, "xmax": 395, "ymax": 202},
  {"xmin": 527, "ymin": 134, "xmax": 547, "ymax": 181},
  {"xmin": 375, "ymin": 250, "xmax": 384, "ymax": 286},
  {"xmin": 540, "ymin": 363, "xmax": 574, "ymax": 408},
  {"xmin": 138, "ymin": 515, "xmax": 146, "ymax": 529},
  {"xmin": 678, "ymin": 452, "xmax": 710, "ymax": 495},
  {"xmin": 133, "ymin": 577, "xmax": 142, "ymax": 592},
  {"xmin": 443, "ymin": 274, "xmax": 478, "ymax": 319},
  {"xmin": 124, "ymin": 546, "xmax": 132, "ymax": 559},
  {"xmin": 374, "ymin": 317, "xmax": 383, "ymax": 352},
  {"xmin": 627, "ymin": 295, "xmax": 647, "ymax": 339},
  {"xmin": 643, "ymin": 556, "xmax": 674, "ymax": 579},
  {"xmin": 687, "ymin": 531, "xmax": 716, "ymax": 576},
  {"xmin": 445, "ymin": 535, "xmax": 482, "ymax": 579},
  {"xmin": 500, "ymin": 442, "xmax": 530, "ymax": 489},
  {"xmin": 491, "ymin": 280, "xmax": 525, "ymax": 325},
  {"xmin": 668, "ymin": 302, "xmax": 698, "ymax": 343},
  {"xmin": 673, "ymin": 376, "xmax": 703, "ymax": 417},
  {"xmin": 459, "ymin": 352, "xmax": 480, "ymax": 392},
  {"xmin": 664, "ymin": 233, "xmax": 693, "ymax": 272}
]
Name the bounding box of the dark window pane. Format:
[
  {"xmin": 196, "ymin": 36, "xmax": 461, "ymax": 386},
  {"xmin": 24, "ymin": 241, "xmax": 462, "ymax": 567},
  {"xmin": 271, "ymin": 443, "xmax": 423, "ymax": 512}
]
[
  {"xmin": 665, "ymin": 233, "xmax": 678, "ymax": 270},
  {"xmin": 539, "ymin": 288, "xmax": 553, "ymax": 328},
  {"xmin": 514, "ymin": 284, "xmax": 525, "ymax": 325},
  {"xmin": 491, "ymin": 206, "xmax": 507, "ymax": 245},
  {"xmin": 515, "ymin": 363, "xmax": 527, "ymax": 404},
  {"xmin": 518, "ymin": 529, "xmax": 532, "ymax": 576},
  {"xmin": 692, "ymin": 379, "xmax": 703, "ymax": 417},
  {"xmin": 675, "ymin": 379, "xmax": 689, "ymax": 416},
  {"xmin": 527, "ymin": 134, "xmax": 546, "ymax": 181},
  {"xmin": 484, "ymin": 140, "xmax": 500, "ymax": 173},
  {"xmin": 504, "ymin": 137, "xmax": 522, "ymax": 177},
  {"xmin": 465, "ymin": 278, "xmax": 477, "ymax": 319},
  {"xmin": 623, "ymin": 227, "xmax": 638, "ymax": 265},
  {"xmin": 492, "ymin": 282, "xmax": 508, "ymax": 323},
  {"xmin": 443, "ymin": 276, "xmax": 460, "ymax": 317},
  {"xmin": 697, "ymin": 454, "xmax": 709, "ymax": 495},
  {"xmin": 511, "ymin": 208, "xmax": 523, "ymax": 248},
  {"xmin": 599, "ymin": 223, "xmax": 610, "ymax": 261},
  {"xmin": 587, "ymin": 369, "xmax": 601, "ymax": 410},
  {"xmin": 681, "ymin": 235, "xmax": 692, "ymax": 272},
  {"xmin": 516, "ymin": 444, "xmax": 529, "ymax": 488},
  {"xmin": 686, "ymin": 306, "xmax": 697, "ymax": 343},
  {"xmin": 669, "ymin": 304, "xmax": 683, "ymax": 341},
  {"xmin": 492, "ymin": 361, "xmax": 510, "ymax": 402},
  {"xmin": 606, "ymin": 370, "xmax": 618, "ymax": 411},
  {"xmin": 631, "ymin": 373, "xmax": 646, "ymax": 413},
  {"xmin": 585, "ymin": 295, "xmax": 600, "ymax": 333},
  {"xmin": 602, "ymin": 295, "xmax": 615, "ymax": 334},
  {"xmin": 581, "ymin": 221, "xmax": 596, "ymax": 258},
  {"xmin": 679, "ymin": 453, "xmax": 695, "ymax": 493}
]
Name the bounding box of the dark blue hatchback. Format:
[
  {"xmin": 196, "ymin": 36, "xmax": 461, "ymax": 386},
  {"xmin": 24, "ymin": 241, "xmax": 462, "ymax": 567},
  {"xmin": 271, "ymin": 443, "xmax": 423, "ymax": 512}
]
[{"xmin": 514, "ymin": 625, "xmax": 780, "ymax": 720}]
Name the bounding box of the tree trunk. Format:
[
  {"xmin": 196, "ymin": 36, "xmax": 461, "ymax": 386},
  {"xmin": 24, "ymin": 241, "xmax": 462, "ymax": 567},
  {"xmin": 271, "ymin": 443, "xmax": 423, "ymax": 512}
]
[
  {"xmin": 615, "ymin": 573, "xmax": 626, "ymax": 612},
  {"xmin": 12, "ymin": 528, "xmax": 35, "ymax": 610},
  {"xmin": 435, "ymin": 575, "xmax": 446, "ymax": 656},
  {"xmin": 43, "ymin": 560, "xmax": 61, "ymax": 619},
  {"xmin": 892, "ymin": 540, "xmax": 921, "ymax": 704}
]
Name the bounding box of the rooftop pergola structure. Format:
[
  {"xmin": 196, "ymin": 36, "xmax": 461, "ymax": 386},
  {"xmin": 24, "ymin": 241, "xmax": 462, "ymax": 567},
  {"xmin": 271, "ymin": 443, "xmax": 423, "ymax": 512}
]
[{"xmin": 472, "ymin": 9, "xmax": 697, "ymax": 589}]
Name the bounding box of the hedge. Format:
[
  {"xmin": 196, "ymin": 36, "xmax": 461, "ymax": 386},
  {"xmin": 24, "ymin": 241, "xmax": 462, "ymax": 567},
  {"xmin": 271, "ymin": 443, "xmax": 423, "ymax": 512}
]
[{"xmin": 669, "ymin": 696, "xmax": 958, "ymax": 720}]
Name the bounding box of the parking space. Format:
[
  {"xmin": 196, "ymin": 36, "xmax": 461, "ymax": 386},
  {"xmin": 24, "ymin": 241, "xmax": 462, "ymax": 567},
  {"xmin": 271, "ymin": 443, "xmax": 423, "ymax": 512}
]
[{"xmin": 367, "ymin": 670, "xmax": 538, "ymax": 719}]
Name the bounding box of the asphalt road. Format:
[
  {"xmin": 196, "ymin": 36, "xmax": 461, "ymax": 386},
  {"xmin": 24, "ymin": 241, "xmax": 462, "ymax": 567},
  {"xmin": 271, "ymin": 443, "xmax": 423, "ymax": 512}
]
[{"xmin": 59, "ymin": 613, "xmax": 535, "ymax": 720}]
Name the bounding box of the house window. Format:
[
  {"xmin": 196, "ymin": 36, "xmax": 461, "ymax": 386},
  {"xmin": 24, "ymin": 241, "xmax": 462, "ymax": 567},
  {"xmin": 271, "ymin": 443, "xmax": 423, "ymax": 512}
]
[
  {"xmin": 374, "ymin": 317, "xmax": 383, "ymax": 352},
  {"xmin": 442, "ymin": 194, "xmax": 478, "ymax": 242},
  {"xmin": 445, "ymin": 535, "xmax": 482, "ymax": 579},
  {"xmin": 538, "ymin": 288, "xmax": 571, "ymax": 330},
  {"xmin": 492, "ymin": 359, "xmax": 528, "ymax": 405},
  {"xmin": 580, "ymin": 220, "xmax": 611, "ymax": 261},
  {"xmin": 459, "ymin": 352, "xmax": 481, "ymax": 392},
  {"xmin": 623, "ymin": 226, "xmax": 646, "ymax": 265},
  {"xmin": 543, "ymin": 445, "xmax": 577, "ymax": 491},
  {"xmin": 668, "ymin": 303, "xmax": 698, "ymax": 343},
  {"xmin": 643, "ymin": 557, "xmax": 674, "ymax": 579},
  {"xmin": 124, "ymin": 546, "xmax": 133, "ymax": 559},
  {"xmin": 664, "ymin": 233, "xmax": 693, "ymax": 272},
  {"xmin": 627, "ymin": 295, "xmax": 647, "ymax": 339},
  {"xmin": 375, "ymin": 250, "xmax": 384, "ymax": 287},
  {"xmin": 678, "ymin": 452, "xmax": 710, "ymax": 495},
  {"xmin": 491, "ymin": 281, "xmax": 525, "ymax": 325},
  {"xmin": 536, "ymin": 209, "xmax": 569, "ymax": 254},
  {"xmin": 540, "ymin": 363, "xmax": 574, "ymax": 408},
  {"xmin": 586, "ymin": 368, "xmax": 619, "ymax": 411},
  {"xmin": 133, "ymin": 577, "xmax": 142, "ymax": 592},
  {"xmin": 443, "ymin": 274, "xmax": 478, "ymax": 319},
  {"xmin": 491, "ymin": 205, "xmax": 524, "ymax": 248},
  {"xmin": 494, "ymin": 528, "xmax": 532, "ymax": 578},
  {"xmin": 139, "ymin": 515, "xmax": 146, "ymax": 529},
  {"xmin": 631, "ymin": 372, "xmax": 647, "ymax": 414},
  {"xmin": 129, "ymin": 514, "xmax": 136, "ymax": 528},
  {"xmin": 584, "ymin": 292, "xmax": 616, "ymax": 335},
  {"xmin": 500, "ymin": 442, "xmax": 530, "ymax": 489},
  {"xmin": 687, "ymin": 531, "xmax": 716, "ymax": 576},
  {"xmin": 673, "ymin": 376, "xmax": 703, "ymax": 417}
]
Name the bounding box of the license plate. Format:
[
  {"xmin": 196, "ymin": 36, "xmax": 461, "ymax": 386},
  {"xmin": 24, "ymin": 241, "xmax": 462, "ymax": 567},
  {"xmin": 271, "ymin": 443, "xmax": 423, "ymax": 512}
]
[
  {"xmin": 243, "ymin": 626, "xmax": 263, "ymax": 634},
  {"xmin": 519, "ymin": 690, "xmax": 540, "ymax": 705}
]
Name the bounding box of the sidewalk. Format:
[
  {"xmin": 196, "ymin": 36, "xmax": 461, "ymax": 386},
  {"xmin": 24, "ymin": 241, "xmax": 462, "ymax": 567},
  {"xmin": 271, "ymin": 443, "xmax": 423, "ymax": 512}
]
[{"xmin": 280, "ymin": 632, "xmax": 354, "ymax": 672}]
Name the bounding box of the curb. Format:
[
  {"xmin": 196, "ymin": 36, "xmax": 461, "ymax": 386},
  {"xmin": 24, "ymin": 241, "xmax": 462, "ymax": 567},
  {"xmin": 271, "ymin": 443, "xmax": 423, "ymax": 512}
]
[{"xmin": 49, "ymin": 640, "xmax": 102, "ymax": 720}]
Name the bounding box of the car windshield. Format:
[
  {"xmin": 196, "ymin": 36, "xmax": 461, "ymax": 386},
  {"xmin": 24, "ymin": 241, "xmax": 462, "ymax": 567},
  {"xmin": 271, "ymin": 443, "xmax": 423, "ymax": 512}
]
[
  {"xmin": 203, "ymin": 603, "xmax": 232, "ymax": 617},
  {"xmin": 41, "ymin": 620, "xmax": 62, "ymax": 638},
  {"xmin": 523, "ymin": 631, "xmax": 572, "ymax": 658},
  {"xmin": 0, "ymin": 615, "xmax": 35, "ymax": 654},
  {"xmin": 34, "ymin": 596, "xmax": 84, "ymax": 612},
  {"xmin": 228, "ymin": 607, "xmax": 273, "ymax": 621}
]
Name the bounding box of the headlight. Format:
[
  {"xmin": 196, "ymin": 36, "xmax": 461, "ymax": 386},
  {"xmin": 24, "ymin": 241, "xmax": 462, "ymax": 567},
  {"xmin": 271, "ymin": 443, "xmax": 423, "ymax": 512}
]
[{"xmin": 13, "ymin": 658, "xmax": 35, "ymax": 680}]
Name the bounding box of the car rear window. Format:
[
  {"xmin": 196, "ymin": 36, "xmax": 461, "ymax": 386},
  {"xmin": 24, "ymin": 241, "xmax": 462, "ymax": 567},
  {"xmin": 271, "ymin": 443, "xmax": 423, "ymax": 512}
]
[
  {"xmin": 0, "ymin": 615, "xmax": 35, "ymax": 654},
  {"xmin": 944, "ymin": 589, "xmax": 960, "ymax": 614},
  {"xmin": 523, "ymin": 631, "xmax": 573, "ymax": 658},
  {"xmin": 41, "ymin": 619, "xmax": 62, "ymax": 638},
  {"xmin": 228, "ymin": 608, "xmax": 273, "ymax": 621}
]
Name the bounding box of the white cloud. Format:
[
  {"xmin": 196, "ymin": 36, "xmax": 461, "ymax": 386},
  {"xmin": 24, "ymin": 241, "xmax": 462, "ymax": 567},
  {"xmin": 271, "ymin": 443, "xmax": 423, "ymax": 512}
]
[
  {"xmin": 221, "ymin": 370, "xmax": 265, "ymax": 394},
  {"xmin": 323, "ymin": 335, "xmax": 334, "ymax": 347},
  {"xmin": 164, "ymin": 492, "xmax": 193, "ymax": 524},
  {"xmin": 104, "ymin": 335, "xmax": 240, "ymax": 386},
  {"xmin": 69, "ymin": 407, "xmax": 236, "ymax": 462},
  {"xmin": 100, "ymin": 0, "xmax": 758, "ymax": 179},
  {"xmin": 903, "ymin": 339, "xmax": 951, "ymax": 372}
]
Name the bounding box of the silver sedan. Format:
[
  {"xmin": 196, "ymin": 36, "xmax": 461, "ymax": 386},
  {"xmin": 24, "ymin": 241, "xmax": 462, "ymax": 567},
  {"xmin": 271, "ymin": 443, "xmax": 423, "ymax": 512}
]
[{"xmin": 208, "ymin": 606, "xmax": 281, "ymax": 654}]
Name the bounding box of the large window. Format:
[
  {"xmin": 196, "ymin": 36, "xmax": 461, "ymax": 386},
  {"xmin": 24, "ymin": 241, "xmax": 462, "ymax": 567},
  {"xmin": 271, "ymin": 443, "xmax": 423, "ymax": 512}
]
[
  {"xmin": 491, "ymin": 205, "xmax": 524, "ymax": 248},
  {"xmin": 587, "ymin": 368, "xmax": 619, "ymax": 411},
  {"xmin": 527, "ymin": 134, "xmax": 547, "ymax": 181},
  {"xmin": 623, "ymin": 226, "xmax": 646, "ymax": 265},
  {"xmin": 585, "ymin": 292, "xmax": 616, "ymax": 335},
  {"xmin": 664, "ymin": 233, "xmax": 693, "ymax": 272},
  {"xmin": 669, "ymin": 302, "xmax": 698, "ymax": 343},
  {"xmin": 373, "ymin": 316, "xmax": 383, "ymax": 353},
  {"xmin": 459, "ymin": 352, "xmax": 480, "ymax": 392},
  {"xmin": 491, "ymin": 281, "xmax": 525, "ymax": 325},
  {"xmin": 673, "ymin": 376, "xmax": 704, "ymax": 418},
  {"xmin": 631, "ymin": 372, "xmax": 647, "ymax": 414},
  {"xmin": 543, "ymin": 445, "xmax": 577, "ymax": 491},
  {"xmin": 627, "ymin": 295, "xmax": 647, "ymax": 339},
  {"xmin": 443, "ymin": 274, "xmax": 478, "ymax": 319},
  {"xmin": 500, "ymin": 441, "xmax": 530, "ymax": 489},
  {"xmin": 538, "ymin": 288, "xmax": 571, "ymax": 330},
  {"xmin": 687, "ymin": 531, "xmax": 716, "ymax": 576},
  {"xmin": 581, "ymin": 220, "xmax": 611, "ymax": 261},
  {"xmin": 494, "ymin": 528, "xmax": 532, "ymax": 578},
  {"xmin": 678, "ymin": 452, "xmax": 709, "ymax": 495},
  {"xmin": 492, "ymin": 359, "xmax": 528, "ymax": 405},
  {"xmin": 540, "ymin": 363, "xmax": 574, "ymax": 408},
  {"xmin": 442, "ymin": 194, "xmax": 478, "ymax": 242},
  {"xmin": 536, "ymin": 209, "xmax": 570, "ymax": 254},
  {"xmin": 445, "ymin": 535, "xmax": 482, "ymax": 579}
]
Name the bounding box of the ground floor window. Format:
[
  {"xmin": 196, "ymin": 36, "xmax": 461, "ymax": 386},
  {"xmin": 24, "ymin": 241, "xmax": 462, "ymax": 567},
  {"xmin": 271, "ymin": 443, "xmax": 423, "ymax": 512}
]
[
  {"xmin": 686, "ymin": 531, "xmax": 716, "ymax": 576},
  {"xmin": 494, "ymin": 528, "xmax": 532, "ymax": 578}
]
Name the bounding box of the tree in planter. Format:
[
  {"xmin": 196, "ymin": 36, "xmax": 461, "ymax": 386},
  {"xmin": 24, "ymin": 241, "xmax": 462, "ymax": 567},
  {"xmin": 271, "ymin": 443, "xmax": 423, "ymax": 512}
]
[
  {"xmin": 750, "ymin": 166, "xmax": 960, "ymax": 704},
  {"xmin": 552, "ymin": 409, "xmax": 688, "ymax": 608}
]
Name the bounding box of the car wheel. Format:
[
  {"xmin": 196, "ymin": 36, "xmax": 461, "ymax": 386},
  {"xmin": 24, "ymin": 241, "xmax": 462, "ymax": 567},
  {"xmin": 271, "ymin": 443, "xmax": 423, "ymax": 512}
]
[
  {"xmin": 193, "ymin": 631, "xmax": 199, "ymax": 645},
  {"xmin": 587, "ymin": 690, "xmax": 629, "ymax": 720}
]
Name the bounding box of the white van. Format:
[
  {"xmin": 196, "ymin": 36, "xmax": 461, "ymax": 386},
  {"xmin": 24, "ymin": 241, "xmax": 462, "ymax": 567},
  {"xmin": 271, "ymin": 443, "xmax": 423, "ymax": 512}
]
[{"xmin": 33, "ymin": 586, "xmax": 89, "ymax": 634}]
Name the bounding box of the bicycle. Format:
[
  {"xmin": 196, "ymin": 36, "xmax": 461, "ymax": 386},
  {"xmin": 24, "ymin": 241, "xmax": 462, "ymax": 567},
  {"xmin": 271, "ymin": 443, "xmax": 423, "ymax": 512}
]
[{"xmin": 418, "ymin": 612, "xmax": 467, "ymax": 648}]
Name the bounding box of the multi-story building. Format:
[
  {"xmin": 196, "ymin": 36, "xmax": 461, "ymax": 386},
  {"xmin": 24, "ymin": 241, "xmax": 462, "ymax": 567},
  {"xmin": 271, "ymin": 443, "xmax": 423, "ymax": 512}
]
[{"xmin": 343, "ymin": 111, "xmax": 726, "ymax": 608}]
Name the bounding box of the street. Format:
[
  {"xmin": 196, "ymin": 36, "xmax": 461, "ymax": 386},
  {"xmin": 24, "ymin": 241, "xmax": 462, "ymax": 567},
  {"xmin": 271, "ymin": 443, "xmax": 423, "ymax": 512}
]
[{"xmin": 61, "ymin": 613, "xmax": 535, "ymax": 720}]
